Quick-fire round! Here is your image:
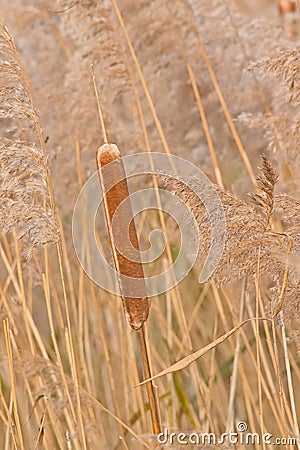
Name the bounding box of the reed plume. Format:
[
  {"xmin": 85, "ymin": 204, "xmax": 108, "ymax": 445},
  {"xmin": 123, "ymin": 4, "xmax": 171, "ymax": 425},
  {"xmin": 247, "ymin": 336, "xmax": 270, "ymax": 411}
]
[
  {"xmin": 0, "ymin": 19, "xmax": 56, "ymax": 257},
  {"xmin": 159, "ymin": 157, "xmax": 299, "ymax": 291}
]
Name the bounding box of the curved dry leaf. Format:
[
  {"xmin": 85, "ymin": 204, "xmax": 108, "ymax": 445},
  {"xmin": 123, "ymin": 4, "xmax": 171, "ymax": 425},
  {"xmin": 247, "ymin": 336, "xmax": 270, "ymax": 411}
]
[{"xmin": 137, "ymin": 318, "xmax": 269, "ymax": 385}]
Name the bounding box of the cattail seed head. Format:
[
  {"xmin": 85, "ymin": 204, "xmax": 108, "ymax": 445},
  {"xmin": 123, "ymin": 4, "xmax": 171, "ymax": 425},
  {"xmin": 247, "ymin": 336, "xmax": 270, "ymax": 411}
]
[{"xmin": 96, "ymin": 144, "xmax": 149, "ymax": 330}]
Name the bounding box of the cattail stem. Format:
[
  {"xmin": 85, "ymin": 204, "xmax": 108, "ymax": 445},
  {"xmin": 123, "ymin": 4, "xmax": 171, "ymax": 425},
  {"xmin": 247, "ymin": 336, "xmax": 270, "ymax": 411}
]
[
  {"xmin": 96, "ymin": 143, "xmax": 161, "ymax": 434},
  {"xmin": 137, "ymin": 326, "xmax": 161, "ymax": 435}
]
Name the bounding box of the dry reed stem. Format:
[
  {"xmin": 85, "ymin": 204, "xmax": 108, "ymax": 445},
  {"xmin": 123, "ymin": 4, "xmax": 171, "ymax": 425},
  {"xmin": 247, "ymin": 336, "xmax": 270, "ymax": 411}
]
[
  {"xmin": 271, "ymin": 320, "xmax": 288, "ymax": 437},
  {"xmin": 88, "ymin": 259, "xmax": 123, "ymax": 421},
  {"xmin": 57, "ymin": 216, "xmax": 78, "ymax": 329},
  {"xmin": 224, "ymin": 286, "xmax": 290, "ymax": 441},
  {"xmin": 245, "ymin": 300, "xmax": 289, "ymax": 435},
  {"xmin": 12, "ymin": 231, "xmax": 35, "ymax": 354},
  {"xmin": 272, "ymin": 238, "xmax": 292, "ymax": 318},
  {"xmin": 187, "ymin": 63, "xmax": 224, "ymax": 188},
  {"xmin": 181, "ymin": 3, "xmax": 259, "ymax": 191},
  {"xmin": 281, "ymin": 313, "xmax": 300, "ymax": 449},
  {"xmin": 92, "ymin": 64, "xmax": 108, "ymax": 144},
  {"xmin": 33, "ymin": 413, "xmax": 45, "ymax": 450},
  {"xmin": 42, "ymin": 271, "xmax": 77, "ymax": 425},
  {"xmin": 254, "ymin": 253, "xmax": 266, "ymax": 450},
  {"xmin": 220, "ymin": 288, "xmax": 276, "ymax": 440},
  {"xmin": 3, "ymin": 319, "xmax": 25, "ymax": 450},
  {"xmin": 0, "ymin": 386, "xmax": 18, "ymax": 450},
  {"xmin": 65, "ymin": 327, "xmax": 87, "ymax": 450},
  {"xmin": 257, "ymin": 297, "xmax": 290, "ymax": 425},
  {"xmin": 51, "ymin": 237, "xmax": 87, "ymax": 446},
  {"xmin": 226, "ymin": 277, "xmax": 246, "ymax": 432}
]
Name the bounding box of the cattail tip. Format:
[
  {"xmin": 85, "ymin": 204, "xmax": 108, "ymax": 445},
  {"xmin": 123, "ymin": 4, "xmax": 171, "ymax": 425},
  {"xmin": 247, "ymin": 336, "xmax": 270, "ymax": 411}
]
[{"xmin": 97, "ymin": 143, "xmax": 121, "ymax": 168}]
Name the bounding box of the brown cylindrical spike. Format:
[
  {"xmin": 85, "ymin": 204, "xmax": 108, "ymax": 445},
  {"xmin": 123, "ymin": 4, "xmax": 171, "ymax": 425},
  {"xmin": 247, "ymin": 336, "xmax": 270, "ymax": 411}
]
[
  {"xmin": 97, "ymin": 143, "xmax": 161, "ymax": 435},
  {"xmin": 96, "ymin": 143, "xmax": 149, "ymax": 330}
]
